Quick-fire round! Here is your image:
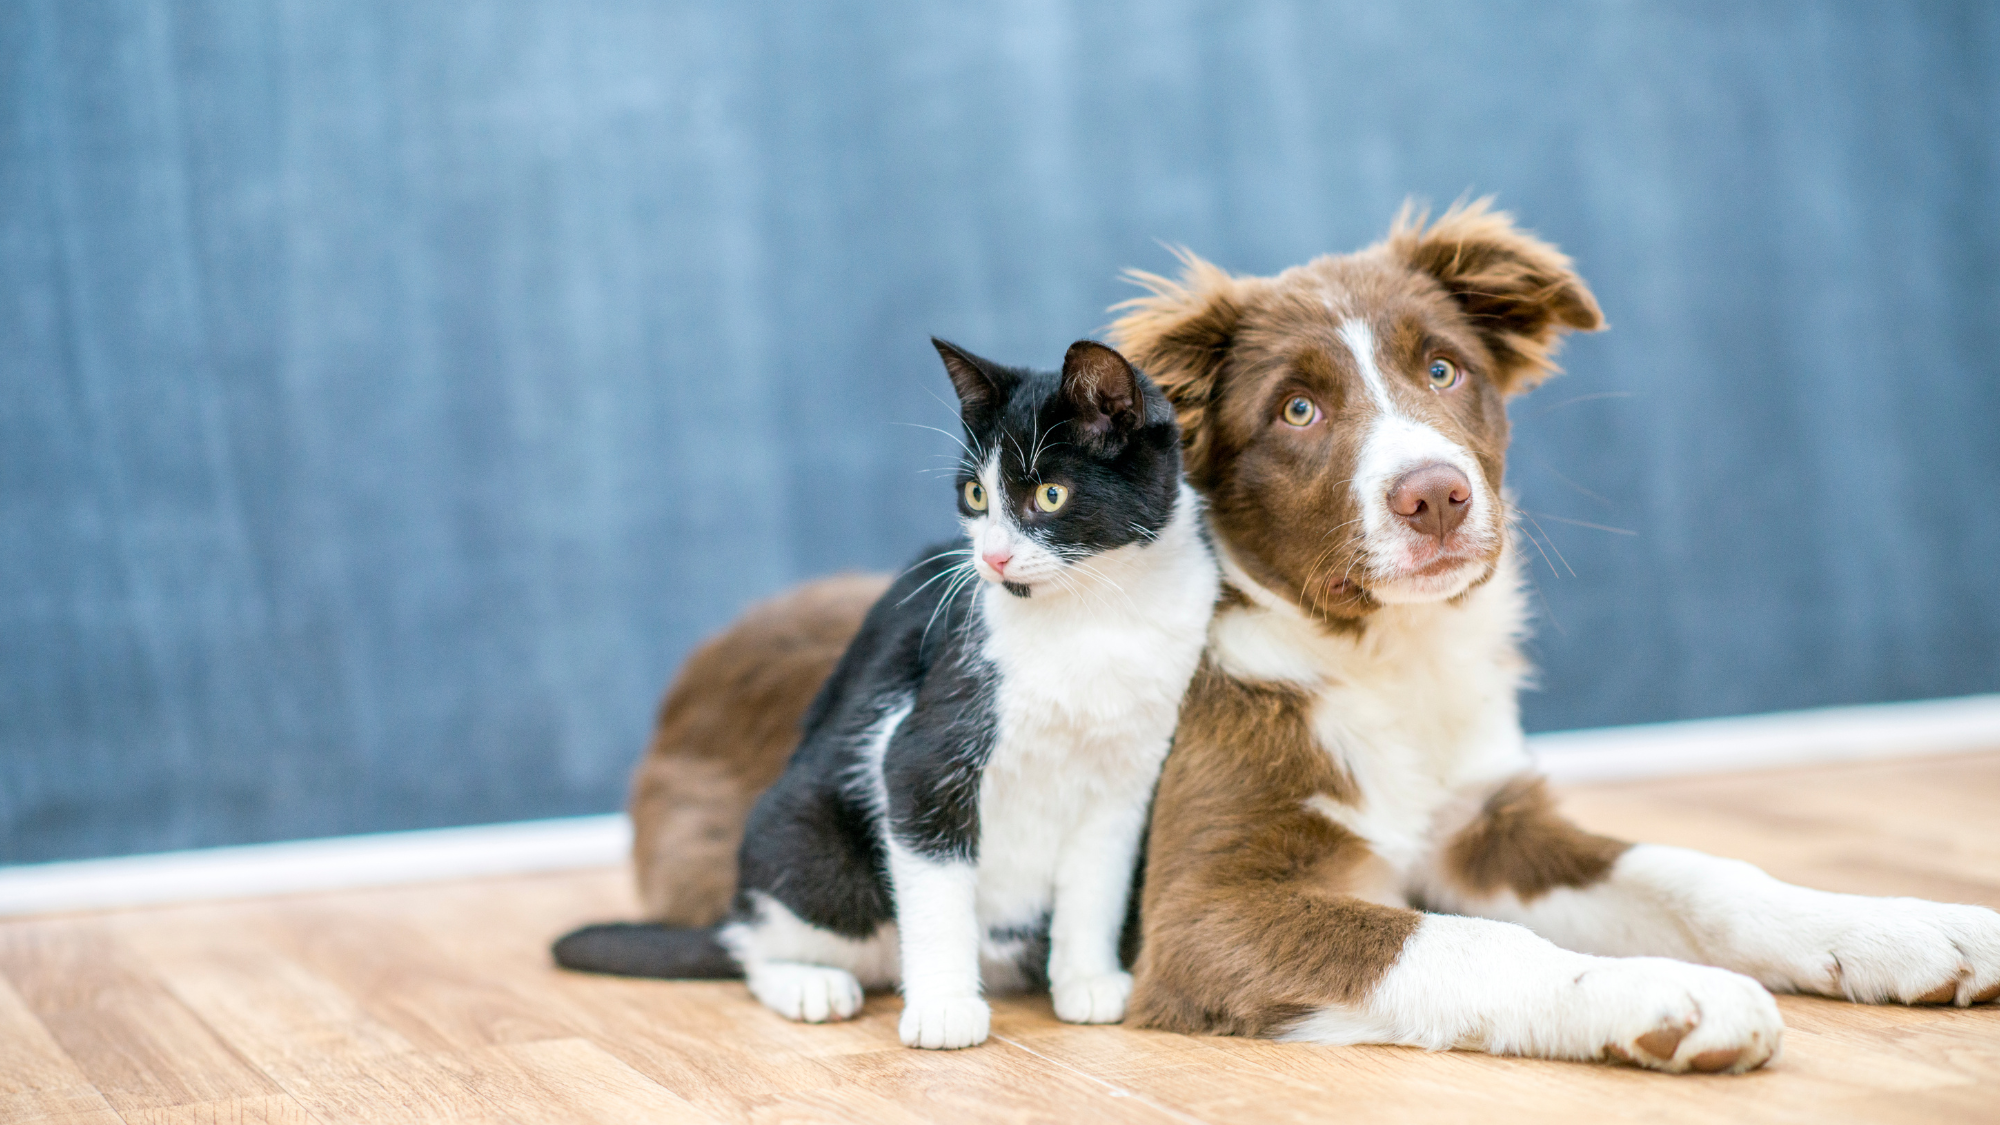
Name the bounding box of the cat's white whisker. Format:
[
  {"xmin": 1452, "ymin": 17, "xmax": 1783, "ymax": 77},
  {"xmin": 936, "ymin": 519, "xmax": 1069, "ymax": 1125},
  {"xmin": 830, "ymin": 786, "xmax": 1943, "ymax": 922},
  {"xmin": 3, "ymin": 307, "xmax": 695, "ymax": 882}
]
[{"xmin": 697, "ymin": 342, "xmax": 1216, "ymax": 1053}]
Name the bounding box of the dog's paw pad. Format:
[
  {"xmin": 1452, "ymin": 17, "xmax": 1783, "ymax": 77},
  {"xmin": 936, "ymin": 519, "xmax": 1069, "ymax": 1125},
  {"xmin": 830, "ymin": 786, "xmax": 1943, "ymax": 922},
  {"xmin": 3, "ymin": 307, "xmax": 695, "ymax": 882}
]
[
  {"xmin": 1633, "ymin": 1021, "xmax": 1691, "ymax": 1061},
  {"xmin": 1688, "ymin": 1047, "xmax": 1747, "ymax": 1073},
  {"xmin": 1586, "ymin": 959, "xmax": 1780, "ymax": 1075},
  {"xmin": 1913, "ymin": 979, "xmax": 1960, "ymax": 1005}
]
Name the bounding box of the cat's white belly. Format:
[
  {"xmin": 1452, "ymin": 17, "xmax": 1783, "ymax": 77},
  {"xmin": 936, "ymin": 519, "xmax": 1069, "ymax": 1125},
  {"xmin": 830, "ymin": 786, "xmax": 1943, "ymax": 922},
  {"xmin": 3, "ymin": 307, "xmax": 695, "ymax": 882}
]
[
  {"xmin": 969, "ymin": 629, "xmax": 1198, "ymax": 978},
  {"xmin": 966, "ymin": 513, "xmax": 1215, "ymax": 967}
]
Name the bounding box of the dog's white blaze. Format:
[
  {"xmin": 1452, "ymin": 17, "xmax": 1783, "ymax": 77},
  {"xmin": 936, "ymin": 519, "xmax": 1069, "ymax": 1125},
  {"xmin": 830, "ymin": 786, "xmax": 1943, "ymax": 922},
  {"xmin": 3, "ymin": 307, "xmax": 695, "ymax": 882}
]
[
  {"xmin": 1334, "ymin": 318, "xmax": 1498, "ymax": 602},
  {"xmin": 1338, "ymin": 319, "xmax": 1395, "ymax": 415}
]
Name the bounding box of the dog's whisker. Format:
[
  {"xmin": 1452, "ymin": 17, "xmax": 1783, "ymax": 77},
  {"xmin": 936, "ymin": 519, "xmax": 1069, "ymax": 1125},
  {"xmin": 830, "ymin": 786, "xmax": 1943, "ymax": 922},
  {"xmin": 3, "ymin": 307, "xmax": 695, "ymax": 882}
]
[
  {"xmin": 1516, "ymin": 507, "xmax": 1637, "ymax": 537},
  {"xmin": 1518, "ymin": 513, "xmax": 1577, "ymax": 578},
  {"xmin": 1527, "ymin": 390, "xmax": 1638, "ymax": 420}
]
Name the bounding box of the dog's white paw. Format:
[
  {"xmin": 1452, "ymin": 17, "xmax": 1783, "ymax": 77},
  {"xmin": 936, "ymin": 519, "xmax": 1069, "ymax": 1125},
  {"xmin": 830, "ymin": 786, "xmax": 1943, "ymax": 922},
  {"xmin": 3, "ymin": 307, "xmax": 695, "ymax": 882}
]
[
  {"xmin": 898, "ymin": 993, "xmax": 990, "ymax": 1050},
  {"xmin": 1784, "ymin": 898, "xmax": 2000, "ymax": 1006},
  {"xmin": 1580, "ymin": 958, "xmax": 1782, "ymax": 1074},
  {"xmin": 746, "ymin": 962, "xmax": 865, "ymax": 1023},
  {"xmin": 1052, "ymin": 971, "xmax": 1132, "ymax": 1024}
]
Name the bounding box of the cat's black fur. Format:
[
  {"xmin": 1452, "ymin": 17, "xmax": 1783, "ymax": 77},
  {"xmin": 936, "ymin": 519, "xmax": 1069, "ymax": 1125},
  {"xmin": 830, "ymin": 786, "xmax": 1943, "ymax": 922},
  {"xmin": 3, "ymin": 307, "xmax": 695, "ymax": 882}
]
[{"xmin": 554, "ymin": 338, "xmax": 1189, "ymax": 995}]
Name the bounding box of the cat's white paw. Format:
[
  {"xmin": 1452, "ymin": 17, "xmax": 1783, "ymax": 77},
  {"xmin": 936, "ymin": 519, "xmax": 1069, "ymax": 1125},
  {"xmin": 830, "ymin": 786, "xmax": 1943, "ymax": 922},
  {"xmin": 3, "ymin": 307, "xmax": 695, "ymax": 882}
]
[
  {"xmin": 746, "ymin": 962, "xmax": 865, "ymax": 1023},
  {"xmin": 1052, "ymin": 971, "xmax": 1132, "ymax": 1024},
  {"xmin": 898, "ymin": 993, "xmax": 990, "ymax": 1049},
  {"xmin": 1778, "ymin": 899, "xmax": 2000, "ymax": 1006},
  {"xmin": 1580, "ymin": 958, "xmax": 1782, "ymax": 1074}
]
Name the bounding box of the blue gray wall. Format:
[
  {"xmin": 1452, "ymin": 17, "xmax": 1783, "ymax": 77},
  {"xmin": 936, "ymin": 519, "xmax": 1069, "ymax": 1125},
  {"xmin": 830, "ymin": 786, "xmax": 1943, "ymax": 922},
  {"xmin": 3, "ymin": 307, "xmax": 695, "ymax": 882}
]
[{"xmin": 5, "ymin": 1, "xmax": 1997, "ymax": 862}]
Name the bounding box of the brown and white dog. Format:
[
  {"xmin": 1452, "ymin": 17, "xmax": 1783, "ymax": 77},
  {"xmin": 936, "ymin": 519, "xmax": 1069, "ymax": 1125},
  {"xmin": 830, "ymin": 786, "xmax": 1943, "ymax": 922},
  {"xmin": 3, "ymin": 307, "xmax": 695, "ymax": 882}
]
[{"xmin": 622, "ymin": 202, "xmax": 2000, "ymax": 1072}]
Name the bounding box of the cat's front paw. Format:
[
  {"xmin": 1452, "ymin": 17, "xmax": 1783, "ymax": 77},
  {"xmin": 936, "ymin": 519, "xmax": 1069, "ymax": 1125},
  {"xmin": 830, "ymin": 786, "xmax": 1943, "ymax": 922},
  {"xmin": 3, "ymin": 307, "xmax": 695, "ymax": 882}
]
[
  {"xmin": 899, "ymin": 994, "xmax": 990, "ymax": 1049},
  {"xmin": 1582, "ymin": 958, "xmax": 1782, "ymax": 1075},
  {"xmin": 746, "ymin": 962, "xmax": 864, "ymax": 1023},
  {"xmin": 1787, "ymin": 899, "xmax": 2000, "ymax": 1006},
  {"xmin": 1052, "ymin": 971, "xmax": 1132, "ymax": 1024}
]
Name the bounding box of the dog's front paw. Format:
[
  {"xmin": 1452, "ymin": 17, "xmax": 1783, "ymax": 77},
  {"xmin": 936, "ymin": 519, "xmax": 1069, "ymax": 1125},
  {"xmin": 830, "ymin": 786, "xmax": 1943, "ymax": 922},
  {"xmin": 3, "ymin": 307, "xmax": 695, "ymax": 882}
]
[
  {"xmin": 1052, "ymin": 971, "xmax": 1132, "ymax": 1024},
  {"xmin": 746, "ymin": 962, "xmax": 865, "ymax": 1023},
  {"xmin": 899, "ymin": 993, "xmax": 990, "ymax": 1049},
  {"xmin": 1796, "ymin": 899, "xmax": 2000, "ymax": 1006},
  {"xmin": 1582, "ymin": 959, "xmax": 1781, "ymax": 1075}
]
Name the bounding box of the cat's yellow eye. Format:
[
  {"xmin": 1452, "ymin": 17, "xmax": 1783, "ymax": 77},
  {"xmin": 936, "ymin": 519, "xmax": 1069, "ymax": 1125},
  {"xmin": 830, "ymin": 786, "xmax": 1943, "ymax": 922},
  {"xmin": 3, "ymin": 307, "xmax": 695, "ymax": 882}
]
[
  {"xmin": 963, "ymin": 481, "xmax": 987, "ymax": 511},
  {"xmin": 1282, "ymin": 396, "xmax": 1318, "ymax": 427},
  {"xmin": 1427, "ymin": 358, "xmax": 1461, "ymax": 391},
  {"xmin": 1034, "ymin": 483, "xmax": 1068, "ymax": 513}
]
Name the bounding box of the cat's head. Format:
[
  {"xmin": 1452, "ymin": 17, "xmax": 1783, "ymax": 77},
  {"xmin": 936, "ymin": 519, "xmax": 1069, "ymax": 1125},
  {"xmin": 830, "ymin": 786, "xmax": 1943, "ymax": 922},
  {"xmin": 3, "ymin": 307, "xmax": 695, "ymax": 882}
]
[{"xmin": 932, "ymin": 338, "xmax": 1183, "ymax": 598}]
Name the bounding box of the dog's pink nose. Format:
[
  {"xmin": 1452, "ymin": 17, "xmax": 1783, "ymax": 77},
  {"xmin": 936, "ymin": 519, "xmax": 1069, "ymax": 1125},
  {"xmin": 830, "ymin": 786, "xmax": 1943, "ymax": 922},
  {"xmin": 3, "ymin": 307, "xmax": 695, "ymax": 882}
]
[
  {"xmin": 981, "ymin": 547, "xmax": 1013, "ymax": 575},
  {"xmin": 1389, "ymin": 463, "xmax": 1473, "ymax": 543}
]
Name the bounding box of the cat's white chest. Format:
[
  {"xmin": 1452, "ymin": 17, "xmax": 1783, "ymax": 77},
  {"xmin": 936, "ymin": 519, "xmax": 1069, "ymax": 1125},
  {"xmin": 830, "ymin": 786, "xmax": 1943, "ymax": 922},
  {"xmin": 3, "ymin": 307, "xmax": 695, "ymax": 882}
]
[{"xmin": 968, "ymin": 532, "xmax": 1216, "ymax": 931}]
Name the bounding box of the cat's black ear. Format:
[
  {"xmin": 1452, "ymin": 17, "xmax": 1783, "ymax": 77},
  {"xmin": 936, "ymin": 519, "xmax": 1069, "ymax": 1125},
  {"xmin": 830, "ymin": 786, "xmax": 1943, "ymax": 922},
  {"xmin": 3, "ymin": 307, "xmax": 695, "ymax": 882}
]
[
  {"xmin": 932, "ymin": 338, "xmax": 1005, "ymax": 419},
  {"xmin": 1060, "ymin": 340, "xmax": 1141, "ymax": 442}
]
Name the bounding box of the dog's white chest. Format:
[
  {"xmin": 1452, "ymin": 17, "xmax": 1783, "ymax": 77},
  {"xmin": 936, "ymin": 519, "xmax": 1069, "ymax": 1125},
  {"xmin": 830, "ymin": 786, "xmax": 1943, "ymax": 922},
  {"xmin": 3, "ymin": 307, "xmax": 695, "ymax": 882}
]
[{"xmin": 1210, "ymin": 558, "xmax": 1536, "ymax": 885}]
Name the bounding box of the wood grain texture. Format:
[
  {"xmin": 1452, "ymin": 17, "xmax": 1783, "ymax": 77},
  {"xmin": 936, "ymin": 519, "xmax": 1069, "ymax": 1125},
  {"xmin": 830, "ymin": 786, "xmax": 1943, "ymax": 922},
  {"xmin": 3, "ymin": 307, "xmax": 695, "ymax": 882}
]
[{"xmin": 1, "ymin": 751, "xmax": 1996, "ymax": 1124}]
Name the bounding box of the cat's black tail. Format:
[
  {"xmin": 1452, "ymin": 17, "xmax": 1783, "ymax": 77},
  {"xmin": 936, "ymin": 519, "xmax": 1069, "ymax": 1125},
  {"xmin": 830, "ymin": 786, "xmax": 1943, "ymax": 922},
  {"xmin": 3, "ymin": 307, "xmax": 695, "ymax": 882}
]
[{"xmin": 550, "ymin": 922, "xmax": 741, "ymax": 979}]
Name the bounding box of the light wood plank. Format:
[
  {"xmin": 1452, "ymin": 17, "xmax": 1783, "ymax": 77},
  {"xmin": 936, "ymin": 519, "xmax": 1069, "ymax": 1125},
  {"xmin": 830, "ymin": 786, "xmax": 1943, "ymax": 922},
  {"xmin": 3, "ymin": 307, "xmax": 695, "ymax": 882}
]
[
  {"xmin": 448, "ymin": 1039, "xmax": 718, "ymax": 1125},
  {"xmin": 0, "ymin": 1087, "xmax": 126, "ymax": 1125},
  {"xmin": 1, "ymin": 751, "xmax": 1997, "ymax": 1125},
  {"xmin": 0, "ymin": 920, "xmax": 288, "ymax": 1117},
  {"xmin": 118, "ymin": 1093, "xmax": 320, "ymax": 1125}
]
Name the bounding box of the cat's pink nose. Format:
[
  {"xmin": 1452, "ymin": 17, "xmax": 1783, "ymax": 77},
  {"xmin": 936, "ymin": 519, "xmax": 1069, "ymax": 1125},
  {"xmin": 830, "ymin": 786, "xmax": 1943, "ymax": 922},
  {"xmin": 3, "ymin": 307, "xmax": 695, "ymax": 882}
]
[{"xmin": 981, "ymin": 547, "xmax": 1012, "ymax": 575}]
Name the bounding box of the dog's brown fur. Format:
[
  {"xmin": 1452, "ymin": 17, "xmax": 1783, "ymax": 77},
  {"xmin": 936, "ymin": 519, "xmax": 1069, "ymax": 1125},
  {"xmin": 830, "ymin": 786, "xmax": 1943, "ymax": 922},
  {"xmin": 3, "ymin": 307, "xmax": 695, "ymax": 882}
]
[
  {"xmin": 626, "ymin": 203, "xmax": 1622, "ymax": 1027},
  {"xmin": 1443, "ymin": 776, "xmax": 1629, "ymax": 901},
  {"xmin": 1127, "ymin": 657, "xmax": 1416, "ymax": 1035},
  {"xmin": 1114, "ymin": 202, "xmax": 1600, "ymax": 628},
  {"xmin": 629, "ymin": 573, "xmax": 887, "ymax": 924},
  {"xmin": 608, "ymin": 204, "xmax": 1994, "ymax": 1062},
  {"xmin": 1112, "ymin": 202, "xmax": 1616, "ymax": 1029}
]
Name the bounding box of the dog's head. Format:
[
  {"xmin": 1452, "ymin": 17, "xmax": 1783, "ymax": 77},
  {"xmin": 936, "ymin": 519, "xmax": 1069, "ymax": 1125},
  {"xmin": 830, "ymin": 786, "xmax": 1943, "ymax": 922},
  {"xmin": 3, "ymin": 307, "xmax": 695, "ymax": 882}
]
[{"xmin": 1111, "ymin": 200, "xmax": 1602, "ymax": 623}]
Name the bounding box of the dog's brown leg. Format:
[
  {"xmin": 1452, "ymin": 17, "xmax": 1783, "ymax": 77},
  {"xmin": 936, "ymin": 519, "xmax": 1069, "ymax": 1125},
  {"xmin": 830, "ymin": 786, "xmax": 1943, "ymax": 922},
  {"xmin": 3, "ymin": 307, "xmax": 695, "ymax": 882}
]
[
  {"xmin": 629, "ymin": 573, "xmax": 886, "ymax": 924},
  {"xmin": 1440, "ymin": 775, "xmax": 1631, "ymax": 901},
  {"xmin": 1130, "ymin": 666, "xmax": 1781, "ymax": 1072},
  {"xmin": 1127, "ymin": 662, "xmax": 1416, "ymax": 1034},
  {"xmin": 1428, "ymin": 772, "xmax": 2000, "ymax": 1009}
]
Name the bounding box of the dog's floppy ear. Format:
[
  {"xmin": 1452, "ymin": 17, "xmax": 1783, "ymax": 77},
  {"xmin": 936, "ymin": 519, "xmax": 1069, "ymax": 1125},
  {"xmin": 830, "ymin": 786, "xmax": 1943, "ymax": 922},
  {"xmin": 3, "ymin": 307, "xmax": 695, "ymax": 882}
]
[
  {"xmin": 1108, "ymin": 250, "xmax": 1246, "ymax": 482},
  {"xmin": 1387, "ymin": 198, "xmax": 1604, "ymax": 395}
]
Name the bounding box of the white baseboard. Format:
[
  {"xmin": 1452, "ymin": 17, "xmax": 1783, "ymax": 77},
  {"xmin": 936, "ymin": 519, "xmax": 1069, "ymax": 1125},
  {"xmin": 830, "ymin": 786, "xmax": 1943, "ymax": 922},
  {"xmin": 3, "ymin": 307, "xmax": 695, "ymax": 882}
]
[
  {"xmin": 1529, "ymin": 693, "xmax": 2000, "ymax": 783},
  {"xmin": 2, "ymin": 694, "xmax": 1995, "ymax": 918},
  {"xmin": 0, "ymin": 814, "xmax": 629, "ymax": 918}
]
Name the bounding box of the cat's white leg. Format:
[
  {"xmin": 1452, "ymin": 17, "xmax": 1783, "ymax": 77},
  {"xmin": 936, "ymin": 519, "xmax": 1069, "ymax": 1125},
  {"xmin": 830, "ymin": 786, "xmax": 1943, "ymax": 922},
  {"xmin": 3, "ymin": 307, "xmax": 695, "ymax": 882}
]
[
  {"xmin": 1047, "ymin": 798, "xmax": 1147, "ymax": 1024},
  {"xmin": 719, "ymin": 891, "xmax": 899, "ymax": 1024},
  {"xmin": 1283, "ymin": 913, "xmax": 1782, "ymax": 1073},
  {"xmin": 1456, "ymin": 844, "xmax": 2000, "ymax": 1006},
  {"xmin": 887, "ymin": 844, "xmax": 990, "ymax": 1049}
]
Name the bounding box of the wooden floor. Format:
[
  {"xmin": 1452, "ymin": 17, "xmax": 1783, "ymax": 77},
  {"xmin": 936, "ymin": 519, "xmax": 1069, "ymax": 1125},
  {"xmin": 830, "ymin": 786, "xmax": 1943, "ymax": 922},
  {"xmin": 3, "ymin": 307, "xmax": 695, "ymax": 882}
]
[{"xmin": 6, "ymin": 753, "xmax": 2000, "ymax": 1125}]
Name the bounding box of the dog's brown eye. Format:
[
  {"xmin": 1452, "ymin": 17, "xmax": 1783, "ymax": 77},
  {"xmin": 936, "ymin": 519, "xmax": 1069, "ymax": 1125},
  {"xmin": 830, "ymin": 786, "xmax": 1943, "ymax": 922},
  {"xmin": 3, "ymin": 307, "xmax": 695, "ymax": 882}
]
[
  {"xmin": 1427, "ymin": 359, "xmax": 1461, "ymax": 391},
  {"xmin": 1281, "ymin": 396, "xmax": 1318, "ymax": 426}
]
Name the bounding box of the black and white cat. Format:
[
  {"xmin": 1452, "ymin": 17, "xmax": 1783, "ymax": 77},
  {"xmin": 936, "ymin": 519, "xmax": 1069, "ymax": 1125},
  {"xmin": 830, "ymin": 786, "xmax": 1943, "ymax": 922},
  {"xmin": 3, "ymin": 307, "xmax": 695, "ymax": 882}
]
[{"xmin": 554, "ymin": 338, "xmax": 1218, "ymax": 1050}]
